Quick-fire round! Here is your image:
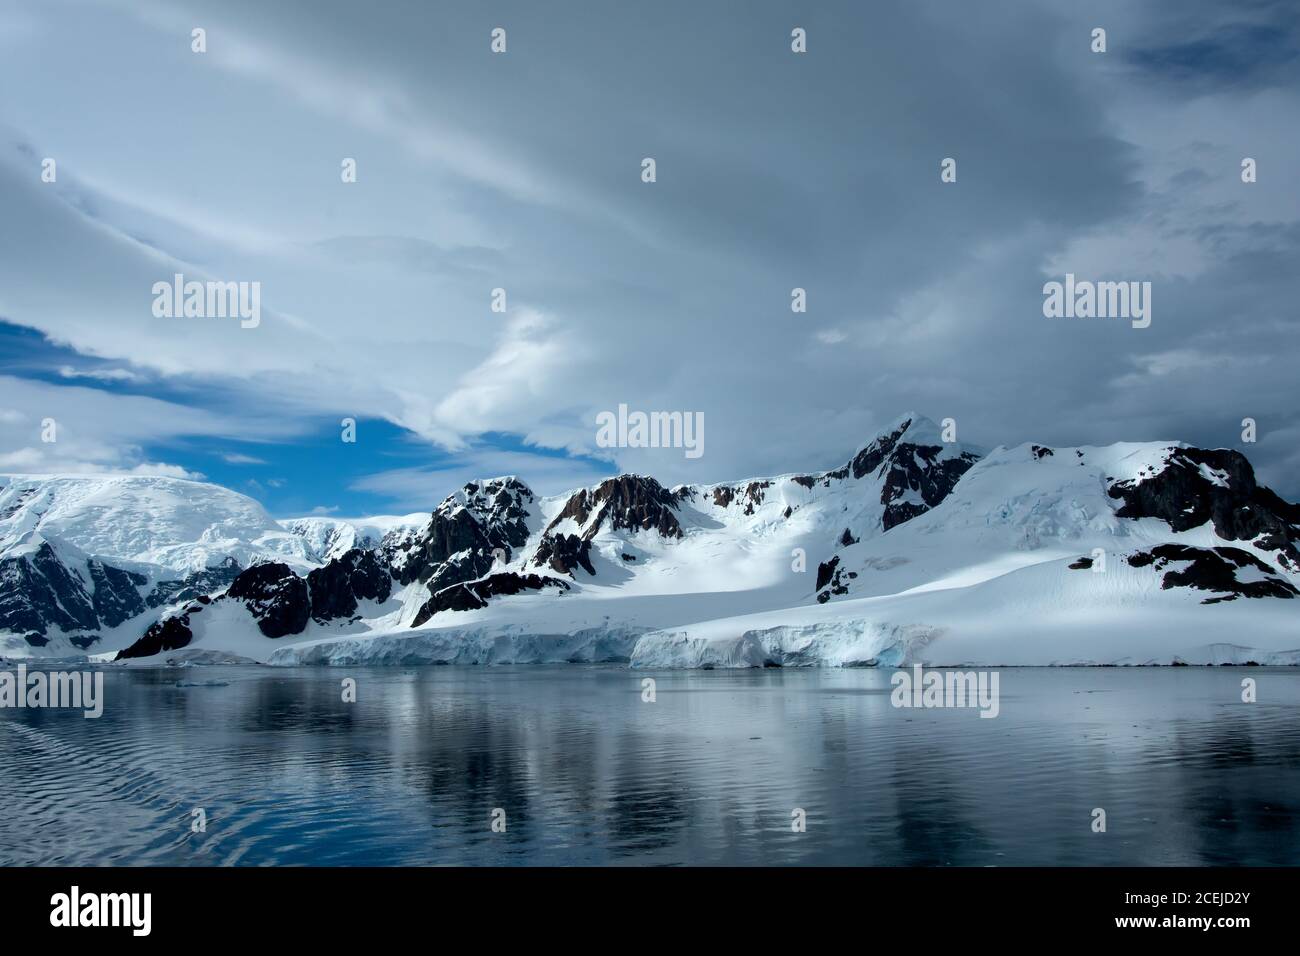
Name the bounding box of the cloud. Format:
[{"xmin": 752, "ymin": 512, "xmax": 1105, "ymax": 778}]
[
  {"xmin": 0, "ymin": 374, "xmax": 286, "ymax": 478},
  {"xmin": 432, "ymin": 310, "xmax": 588, "ymax": 437},
  {"xmin": 0, "ymin": 0, "xmax": 1296, "ymax": 500},
  {"xmin": 58, "ymin": 364, "xmax": 143, "ymax": 383}
]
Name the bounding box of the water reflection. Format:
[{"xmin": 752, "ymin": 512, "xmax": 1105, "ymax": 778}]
[{"xmin": 1, "ymin": 665, "xmax": 1297, "ymax": 865}]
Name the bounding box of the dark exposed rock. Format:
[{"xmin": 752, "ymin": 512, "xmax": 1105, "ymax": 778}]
[
  {"xmin": 1126, "ymin": 544, "xmax": 1298, "ymax": 604},
  {"xmin": 815, "ymin": 556, "xmax": 840, "ymax": 592},
  {"xmin": 878, "ymin": 443, "xmax": 981, "ymax": 532},
  {"xmin": 620, "ymin": 553, "xmax": 637, "ymax": 562},
  {"xmin": 307, "ymin": 548, "xmax": 393, "ymax": 622},
  {"xmin": 803, "ymin": 419, "xmax": 983, "ymax": 604},
  {"xmin": 534, "ymin": 533, "xmax": 594, "ymax": 576},
  {"xmin": 146, "ymin": 557, "xmax": 242, "ymax": 608},
  {"xmin": 1031, "ymin": 445, "xmax": 1054, "ymax": 459},
  {"xmin": 120, "ymin": 552, "xmax": 386, "ymax": 655},
  {"xmin": 403, "ymin": 507, "xmax": 490, "ymax": 583},
  {"xmin": 1068, "ymin": 556, "xmax": 1094, "ymax": 570},
  {"xmin": 411, "ymin": 572, "xmax": 570, "ymax": 627},
  {"xmin": 533, "ymin": 475, "xmax": 682, "ymax": 579},
  {"xmin": 815, "ymin": 555, "xmax": 851, "ymax": 603},
  {"xmin": 388, "ymin": 477, "xmax": 534, "ymax": 588},
  {"xmin": 0, "ymin": 545, "xmax": 239, "ymax": 648},
  {"xmin": 546, "ymin": 474, "xmax": 682, "ymax": 540},
  {"xmin": 817, "ymin": 417, "xmax": 981, "ymax": 534},
  {"xmin": 87, "ymin": 559, "xmax": 147, "ymax": 627},
  {"xmin": 226, "ymin": 562, "xmax": 311, "ymax": 638},
  {"xmin": 117, "ymin": 612, "xmax": 195, "ymax": 660},
  {"xmin": 1108, "ymin": 447, "xmax": 1300, "ymax": 567},
  {"xmin": 0, "ymin": 541, "xmax": 99, "ymax": 636},
  {"xmin": 847, "ymin": 421, "xmax": 913, "ymax": 480},
  {"xmin": 0, "ymin": 539, "xmax": 239, "ymax": 649},
  {"xmin": 709, "ymin": 481, "xmax": 772, "ymax": 516}
]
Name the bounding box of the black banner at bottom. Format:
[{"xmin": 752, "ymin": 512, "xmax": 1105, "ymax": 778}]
[{"xmin": 2, "ymin": 866, "xmax": 1285, "ymax": 941}]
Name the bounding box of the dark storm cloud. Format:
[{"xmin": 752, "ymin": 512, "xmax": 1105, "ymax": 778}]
[{"xmin": 1125, "ymin": 0, "xmax": 1300, "ymax": 93}]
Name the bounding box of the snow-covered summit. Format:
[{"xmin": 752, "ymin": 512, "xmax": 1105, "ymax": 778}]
[
  {"xmin": 0, "ymin": 473, "xmax": 313, "ymax": 575},
  {"xmin": 277, "ymin": 513, "xmax": 428, "ymax": 564}
]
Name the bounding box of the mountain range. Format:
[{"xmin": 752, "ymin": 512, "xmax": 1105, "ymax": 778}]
[{"xmin": 2, "ymin": 414, "xmax": 1297, "ymax": 668}]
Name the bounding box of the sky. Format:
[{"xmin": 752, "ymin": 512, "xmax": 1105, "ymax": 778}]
[{"xmin": 1, "ymin": 0, "xmax": 1298, "ymax": 516}]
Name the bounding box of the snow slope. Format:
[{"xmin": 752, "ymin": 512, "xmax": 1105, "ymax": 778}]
[
  {"xmin": 277, "ymin": 514, "xmax": 427, "ymax": 563},
  {"xmin": 0, "ymin": 474, "xmax": 314, "ymax": 576},
  {"xmin": 629, "ymin": 441, "xmax": 1300, "ymax": 666}
]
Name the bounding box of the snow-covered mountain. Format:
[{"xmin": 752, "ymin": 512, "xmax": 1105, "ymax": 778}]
[
  {"xmin": 277, "ymin": 513, "xmax": 428, "ymax": 564},
  {"xmin": 2, "ymin": 414, "xmax": 1296, "ymax": 667}
]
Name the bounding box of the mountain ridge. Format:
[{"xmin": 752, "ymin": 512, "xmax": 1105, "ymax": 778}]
[{"xmin": 2, "ymin": 414, "xmax": 1296, "ymax": 668}]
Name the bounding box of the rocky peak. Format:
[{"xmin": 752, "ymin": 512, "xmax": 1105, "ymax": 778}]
[
  {"xmin": 532, "ymin": 474, "xmax": 682, "ymax": 578},
  {"xmin": 820, "ymin": 414, "xmax": 982, "ymax": 533},
  {"xmin": 1108, "ymin": 446, "xmax": 1300, "ymax": 570},
  {"xmin": 226, "ymin": 562, "xmax": 310, "ymax": 638},
  {"xmin": 547, "ymin": 474, "xmax": 682, "ymax": 540},
  {"xmin": 387, "ymin": 476, "xmax": 536, "ymax": 587},
  {"xmin": 307, "ymin": 547, "xmax": 393, "ymax": 623}
]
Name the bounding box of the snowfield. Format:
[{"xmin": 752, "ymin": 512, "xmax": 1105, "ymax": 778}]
[{"xmin": 0, "ymin": 473, "xmax": 315, "ymax": 576}]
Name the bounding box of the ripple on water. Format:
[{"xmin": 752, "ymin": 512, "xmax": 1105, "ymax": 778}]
[{"xmin": 2, "ymin": 664, "xmax": 1298, "ymax": 865}]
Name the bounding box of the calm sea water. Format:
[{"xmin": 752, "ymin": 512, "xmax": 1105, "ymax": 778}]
[{"xmin": 1, "ymin": 664, "xmax": 1297, "ymax": 866}]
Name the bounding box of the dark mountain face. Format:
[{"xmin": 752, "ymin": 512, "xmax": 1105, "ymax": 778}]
[
  {"xmin": 1108, "ymin": 447, "xmax": 1300, "ymax": 571},
  {"xmin": 226, "ymin": 562, "xmax": 311, "ymax": 638},
  {"xmin": 818, "ymin": 417, "xmax": 982, "ymax": 529},
  {"xmin": 0, "ymin": 541, "xmax": 151, "ymax": 646},
  {"xmin": 0, "ymin": 542, "xmax": 101, "ymax": 641},
  {"xmin": 878, "ymin": 443, "xmax": 982, "ymax": 532},
  {"xmin": 86, "ymin": 559, "xmax": 148, "ymax": 627},
  {"xmin": 813, "ymin": 420, "xmax": 981, "ymax": 603},
  {"xmin": 145, "ymin": 557, "xmax": 242, "ymax": 608},
  {"xmin": 307, "ymin": 548, "xmax": 393, "ymax": 622},
  {"xmin": 547, "ymin": 475, "xmax": 682, "ymax": 540},
  {"xmin": 387, "ymin": 477, "xmax": 534, "ymax": 589},
  {"xmin": 532, "ymin": 475, "xmax": 682, "ymax": 579},
  {"xmin": 706, "ymin": 481, "xmax": 773, "ymax": 515},
  {"xmin": 410, "ymin": 572, "xmax": 570, "ymax": 627},
  {"xmin": 227, "ymin": 548, "xmax": 400, "ymax": 638},
  {"xmin": 0, "ymin": 541, "xmax": 243, "ymax": 649},
  {"xmin": 532, "ymin": 533, "xmax": 595, "ymax": 576},
  {"xmin": 117, "ymin": 549, "xmax": 399, "ymax": 658},
  {"xmin": 117, "ymin": 611, "xmax": 197, "ymax": 660}
]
